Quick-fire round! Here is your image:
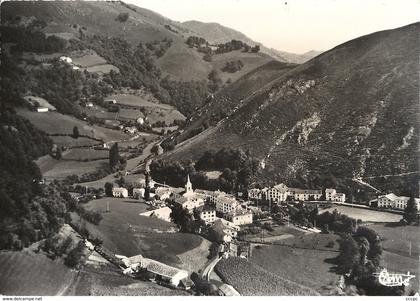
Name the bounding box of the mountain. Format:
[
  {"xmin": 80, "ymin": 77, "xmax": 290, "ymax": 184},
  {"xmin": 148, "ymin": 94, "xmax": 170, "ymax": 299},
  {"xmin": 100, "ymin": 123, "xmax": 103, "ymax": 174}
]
[
  {"xmin": 163, "ymin": 23, "xmax": 420, "ymax": 198},
  {"xmin": 182, "ymin": 20, "xmax": 321, "ymax": 63},
  {"xmin": 2, "ymin": 1, "xmax": 276, "ymax": 82}
]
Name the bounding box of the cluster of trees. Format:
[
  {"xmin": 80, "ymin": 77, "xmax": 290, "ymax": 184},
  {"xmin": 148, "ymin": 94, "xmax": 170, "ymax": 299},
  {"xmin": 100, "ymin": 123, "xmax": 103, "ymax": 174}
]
[
  {"xmin": 150, "ymin": 148, "xmax": 258, "ymax": 194},
  {"xmin": 316, "ymin": 209, "xmax": 359, "ymax": 233},
  {"xmin": 215, "ymin": 40, "xmax": 260, "ymax": 54},
  {"xmin": 336, "ymin": 227, "xmax": 405, "ymax": 295},
  {"xmin": 146, "ymin": 38, "xmax": 173, "ymax": 58},
  {"xmin": 186, "ymin": 36, "xmax": 207, "ymax": 48},
  {"xmin": 222, "ymin": 60, "xmax": 244, "ymax": 73},
  {"xmin": 0, "ymin": 111, "xmax": 72, "ymax": 250},
  {"xmin": 2, "ymin": 26, "xmax": 66, "ymax": 54},
  {"xmin": 115, "ymin": 12, "xmax": 129, "ymax": 22}
]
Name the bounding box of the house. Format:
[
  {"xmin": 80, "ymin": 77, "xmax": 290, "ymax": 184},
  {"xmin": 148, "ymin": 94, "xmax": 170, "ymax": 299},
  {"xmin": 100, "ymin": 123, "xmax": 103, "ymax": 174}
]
[
  {"xmin": 112, "ymin": 187, "xmax": 128, "ymax": 198},
  {"xmin": 125, "ymin": 126, "xmax": 138, "ymax": 135},
  {"xmin": 59, "ymin": 56, "xmax": 72, "ymax": 64},
  {"xmin": 137, "ymin": 117, "xmax": 145, "ymax": 125},
  {"xmin": 225, "ymin": 208, "xmax": 253, "ymax": 226},
  {"xmin": 325, "ymin": 188, "xmax": 346, "ymax": 203},
  {"xmin": 370, "ymin": 193, "xmax": 420, "ymax": 210},
  {"xmin": 133, "ymin": 188, "xmax": 145, "ymax": 198},
  {"xmin": 211, "ymin": 219, "xmax": 239, "ymax": 242},
  {"xmin": 122, "ymin": 254, "xmax": 190, "ymax": 288},
  {"xmin": 85, "ymin": 102, "xmax": 94, "ymax": 108},
  {"xmin": 36, "ymin": 107, "xmax": 49, "ymax": 113},
  {"xmin": 199, "ymin": 206, "xmax": 217, "ymax": 224},
  {"xmin": 140, "ymin": 206, "xmax": 172, "ymax": 222},
  {"xmin": 154, "ymin": 187, "xmax": 172, "ymax": 201},
  {"xmin": 215, "ymin": 195, "xmax": 239, "ymax": 213},
  {"xmin": 104, "ymin": 99, "xmax": 117, "ymax": 104},
  {"xmin": 72, "ymin": 66, "xmax": 80, "ymax": 70}
]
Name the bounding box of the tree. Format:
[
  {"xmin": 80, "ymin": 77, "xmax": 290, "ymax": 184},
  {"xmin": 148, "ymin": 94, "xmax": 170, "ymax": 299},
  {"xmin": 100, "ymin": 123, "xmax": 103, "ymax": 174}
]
[
  {"xmin": 109, "ymin": 143, "xmax": 119, "ymax": 169},
  {"xmin": 104, "ymin": 182, "xmax": 113, "ymax": 197},
  {"xmin": 170, "ymin": 205, "xmax": 194, "ymax": 232},
  {"xmin": 151, "ymin": 144, "xmax": 160, "ymax": 155},
  {"xmin": 72, "ymin": 126, "xmax": 79, "ymax": 139},
  {"xmin": 337, "ymin": 234, "xmax": 360, "ymax": 273},
  {"xmin": 116, "ymin": 12, "xmax": 129, "ymax": 22},
  {"xmin": 55, "ymin": 147, "xmax": 62, "ymax": 160},
  {"xmin": 403, "ymin": 196, "xmax": 418, "ymax": 224}
]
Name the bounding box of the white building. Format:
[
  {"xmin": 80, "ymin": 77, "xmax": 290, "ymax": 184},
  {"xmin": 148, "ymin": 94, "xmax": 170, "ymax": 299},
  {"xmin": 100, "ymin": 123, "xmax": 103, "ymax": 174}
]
[
  {"xmin": 248, "ymin": 188, "xmax": 262, "ymax": 200},
  {"xmin": 266, "ymin": 183, "xmax": 289, "ymax": 203},
  {"xmin": 291, "ymin": 189, "xmax": 322, "ymax": 201},
  {"xmin": 122, "ymin": 254, "xmax": 190, "ymax": 288},
  {"xmin": 325, "ymin": 188, "xmax": 346, "ymax": 203},
  {"xmin": 113, "ymin": 187, "xmax": 128, "ymax": 198},
  {"xmin": 211, "ymin": 218, "xmax": 240, "ymax": 242},
  {"xmin": 371, "ymin": 193, "xmax": 420, "ymax": 210},
  {"xmin": 59, "ymin": 56, "xmax": 72, "ymax": 64},
  {"xmin": 200, "ymin": 207, "xmax": 217, "ymax": 224},
  {"xmin": 175, "ymin": 175, "xmax": 205, "ymax": 211},
  {"xmin": 36, "ymin": 107, "xmax": 49, "ymax": 113},
  {"xmin": 225, "ymin": 209, "xmax": 253, "ymax": 226},
  {"xmin": 215, "ymin": 195, "xmax": 239, "ymax": 213}
]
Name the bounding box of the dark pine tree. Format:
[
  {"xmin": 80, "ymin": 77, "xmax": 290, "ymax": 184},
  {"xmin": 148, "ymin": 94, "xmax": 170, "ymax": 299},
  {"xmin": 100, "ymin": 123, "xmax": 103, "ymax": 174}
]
[
  {"xmin": 109, "ymin": 143, "xmax": 119, "ymax": 169},
  {"xmin": 403, "ymin": 196, "xmax": 418, "ymax": 224}
]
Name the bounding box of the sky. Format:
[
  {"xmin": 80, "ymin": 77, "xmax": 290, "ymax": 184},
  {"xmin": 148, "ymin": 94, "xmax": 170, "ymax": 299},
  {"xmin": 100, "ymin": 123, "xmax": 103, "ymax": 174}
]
[{"xmin": 127, "ymin": 0, "xmax": 419, "ymax": 54}]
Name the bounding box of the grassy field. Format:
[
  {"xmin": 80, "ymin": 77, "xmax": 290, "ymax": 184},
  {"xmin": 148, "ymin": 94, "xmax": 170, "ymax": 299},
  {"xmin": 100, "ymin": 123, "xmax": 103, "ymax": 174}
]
[
  {"xmin": 51, "ymin": 136, "xmax": 100, "ymax": 148},
  {"xmin": 0, "ymin": 250, "xmax": 76, "ymax": 295},
  {"xmin": 39, "ymin": 157, "xmax": 108, "ymax": 180},
  {"xmin": 79, "ymin": 197, "xmax": 205, "ymax": 269},
  {"xmin": 71, "ymin": 52, "xmax": 107, "ymax": 67},
  {"xmin": 368, "ymin": 223, "xmax": 420, "ymax": 257},
  {"xmin": 215, "ymin": 257, "xmax": 319, "ymax": 296},
  {"xmin": 109, "ymin": 94, "xmax": 173, "ymax": 110},
  {"xmin": 17, "ymin": 109, "xmax": 128, "ymax": 143},
  {"xmin": 250, "ymin": 233, "xmax": 341, "ymax": 292},
  {"xmin": 86, "ymin": 64, "xmax": 120, "ymax": 74},
  {"xmin": 320, "ymin": 206, "xmax": 402, "ymax": 223}
]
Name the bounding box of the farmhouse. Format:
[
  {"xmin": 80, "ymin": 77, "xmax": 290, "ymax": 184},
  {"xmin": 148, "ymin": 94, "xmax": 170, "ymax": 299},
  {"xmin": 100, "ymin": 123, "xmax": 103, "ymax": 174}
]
[
  {"xmin": 36, "ymin": 107, "xmax": 49, "ymax": 113},
  {"xmin": 225, "ymin": 208, "xmax": 253, "ymax": 225},
  {"xmin": 154, "ymin": 187, "xmax": 172, "ymax": 201},
  {"xmin": 112, "ymin": 187, "xmax": 128, "ymax": 198},
  {"xmin": 122, "ymin": 255, "xmax": 190, "ymax": 288},
  {"xmin": 104, "ymin": 98, "xmax": 117, "ymax": 104},
  {"xmin": 325, "ymin": 188, "xmax": 346, "ymax": 203},
  {"xmin": 370, "ymin": 193, "xmax": 420, "ymax": 210}
]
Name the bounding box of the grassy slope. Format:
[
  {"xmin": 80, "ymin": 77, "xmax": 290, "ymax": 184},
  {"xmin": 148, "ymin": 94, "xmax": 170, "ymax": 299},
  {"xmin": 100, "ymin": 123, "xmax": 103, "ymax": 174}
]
[
  {"xmin": 319, "ymin": 206, "xmax": 401, "ymax": 223},
  {"xmin": 0, "ymin": 250, "xmax": 76, "ymax": 295}
]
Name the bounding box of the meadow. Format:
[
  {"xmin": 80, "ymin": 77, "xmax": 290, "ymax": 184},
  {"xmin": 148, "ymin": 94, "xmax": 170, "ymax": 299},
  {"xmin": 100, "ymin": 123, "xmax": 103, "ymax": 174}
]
[{"xmin": 320, "ymin": 205, "xmax": 402, "ymax": 223}]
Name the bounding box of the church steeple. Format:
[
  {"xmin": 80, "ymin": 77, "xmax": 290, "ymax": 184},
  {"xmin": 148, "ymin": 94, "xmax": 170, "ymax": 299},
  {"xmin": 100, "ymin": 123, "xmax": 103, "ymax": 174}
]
[{"xmin": 185, "ymin": 174, "xmax": 193, "ymax": 193}]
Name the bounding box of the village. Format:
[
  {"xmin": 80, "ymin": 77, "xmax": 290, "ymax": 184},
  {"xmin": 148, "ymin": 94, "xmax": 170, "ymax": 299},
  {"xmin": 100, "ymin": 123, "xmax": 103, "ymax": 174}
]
[{"xmin": 87, "ymin": 168, "xmax": 417, "ymax": 295}]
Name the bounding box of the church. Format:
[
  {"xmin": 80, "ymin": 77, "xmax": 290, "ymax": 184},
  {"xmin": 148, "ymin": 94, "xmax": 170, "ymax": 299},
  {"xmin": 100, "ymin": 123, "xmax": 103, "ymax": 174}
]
[{"xmin": 174, "ymin": 175, "xmax": 205, "ymax": 212}]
